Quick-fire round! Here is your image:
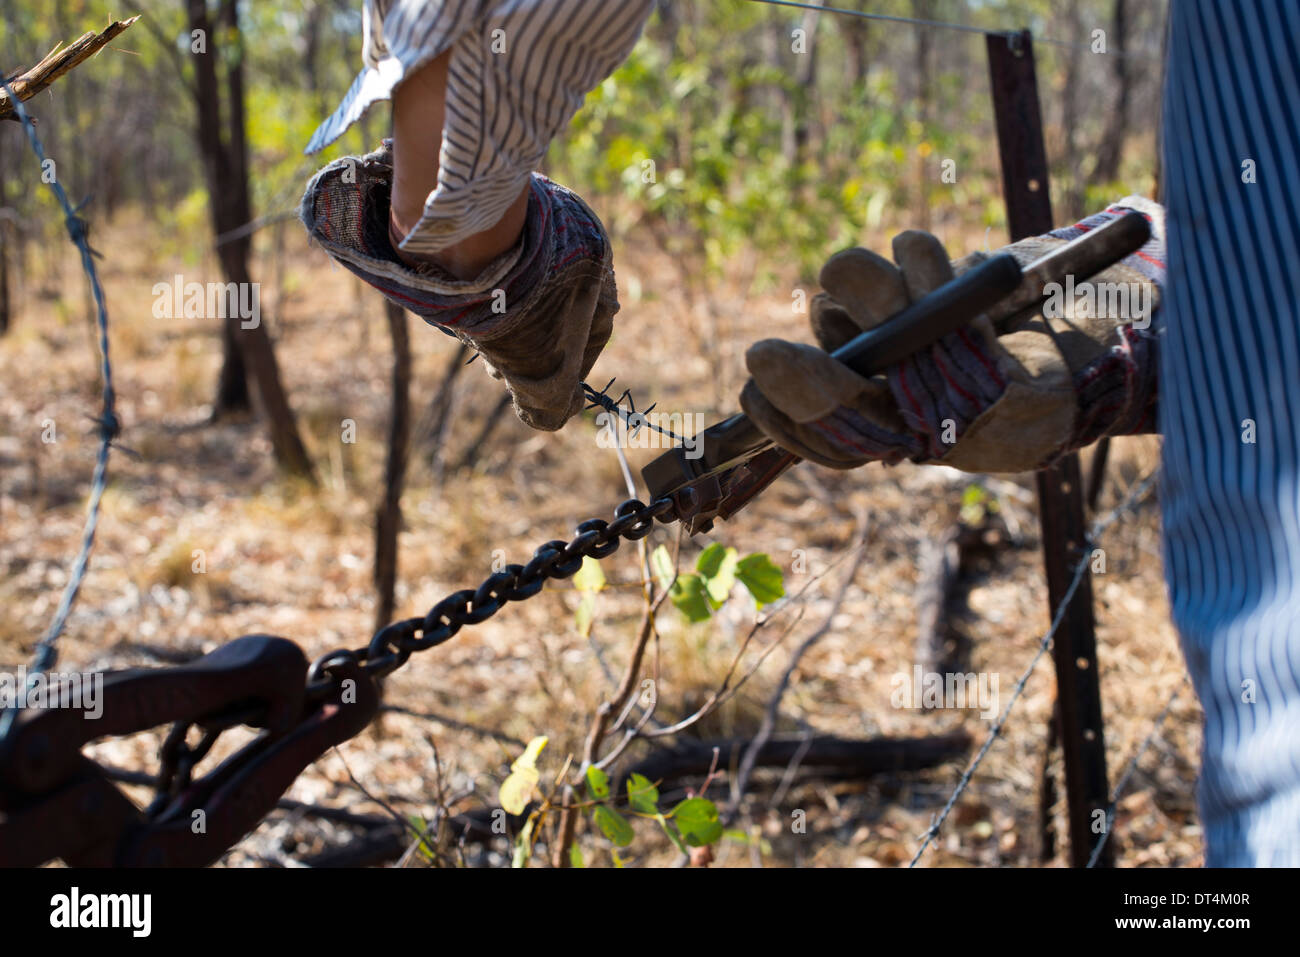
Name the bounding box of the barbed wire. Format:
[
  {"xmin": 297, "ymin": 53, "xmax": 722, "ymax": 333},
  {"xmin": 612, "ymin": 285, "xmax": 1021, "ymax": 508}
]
[
  {"xmin": 581, "ymin": 377, "xmax": 696, "ymax": 446},
  {"xmin": 743, "ymin": 0, "xmax": 1162, "ymax": 60},
  {"xmin": 908, "ymin": 468, "xmax": 1161, "ymax": 868},
  {"xmin": 1086, "ymin": 677, "xmax": 1187, "ymax": 868},
  {"xmin": 0, "ymin": 82, "xmax": 118, "ymax": 693}
]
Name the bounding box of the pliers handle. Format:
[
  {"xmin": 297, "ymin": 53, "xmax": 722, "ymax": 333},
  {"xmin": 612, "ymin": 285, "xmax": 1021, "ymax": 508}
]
[{"xmin": 643, "ymin": 210, "xmax": 1153, "ymax": 534}]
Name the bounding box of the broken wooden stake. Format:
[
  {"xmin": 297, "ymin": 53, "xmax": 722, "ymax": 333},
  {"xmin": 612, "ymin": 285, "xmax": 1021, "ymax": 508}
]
[{"xmin": 1, "ymin": 18, "xmax": 139, "ymax": 121}]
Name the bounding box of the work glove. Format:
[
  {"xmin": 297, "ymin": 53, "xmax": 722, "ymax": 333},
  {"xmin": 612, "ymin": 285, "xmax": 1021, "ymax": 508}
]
[
  {"xmin": 300, "ymin": 141, "xmax": 616, "ymax": 431},
  {"xmin": 740, "ymin": 198, "xmax": 1166, "ymax": 473}
]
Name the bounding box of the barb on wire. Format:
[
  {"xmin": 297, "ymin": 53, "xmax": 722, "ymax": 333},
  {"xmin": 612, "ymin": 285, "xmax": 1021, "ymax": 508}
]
[
  {"xmin": 581, "ymin": 378, "xmax": 694, "ymax": 446},
  {"xmin": 0, "ymin": 82, "xmax": 118, "ymax": 688},
  {"xmin": 908, "ymin": 470, "xmax": 1160, "ymax": 867},
  {"xmin": 743, "ymin": 0, "xmax": 1160, "ymax": 60},
  {"xmin": 1086, "ymin": 677, "xmax": 1187, "ymax": 868}
]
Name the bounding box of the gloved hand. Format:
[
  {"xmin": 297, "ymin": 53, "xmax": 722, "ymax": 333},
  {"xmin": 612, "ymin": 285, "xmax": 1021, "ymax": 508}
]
[
  {"xmin": 299, "ymin": 140, "xmax": 616, "ymax": 431},
  {"xmin": 740, "ymin": 199, "xmax": 1166, "ymax": 473}
]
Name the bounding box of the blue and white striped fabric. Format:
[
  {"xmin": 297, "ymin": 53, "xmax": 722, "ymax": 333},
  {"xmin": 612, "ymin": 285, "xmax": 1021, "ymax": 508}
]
[
  {"xmin": 306, "ymin": 0, "xmax": 654, "ymax": 253},
  {"xmin": 1160, "ymin": 0, "xmax": 1300, "ymax": 866}
]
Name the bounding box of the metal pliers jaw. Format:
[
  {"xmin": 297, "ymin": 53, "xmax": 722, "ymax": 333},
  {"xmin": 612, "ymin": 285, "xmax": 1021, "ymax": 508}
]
[{"xmin": 0, "ymin": 634, "xmax": 379, "ymax": 867}]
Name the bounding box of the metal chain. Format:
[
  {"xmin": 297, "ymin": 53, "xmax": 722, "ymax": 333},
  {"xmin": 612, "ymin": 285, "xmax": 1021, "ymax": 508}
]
[{"xmin": 303, "ymin": 495, "xmax": 677, "ymax": 701}]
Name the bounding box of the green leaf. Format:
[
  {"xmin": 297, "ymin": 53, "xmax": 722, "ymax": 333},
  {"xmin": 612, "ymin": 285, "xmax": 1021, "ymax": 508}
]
[
  {"xmin": 657, "ymin": 814, "xmax": 688, "ymax": 855},
  {"xmin": 407, "ymin": 815, "xmax": 436, "ymax": 861},
  {"xmin": 722, "ymin": 828, "xmax": 772, "ymax": 855},
  {"xmin": 736, "ymin": 553, "xmax": 785, "ymax": 608},
  {"xmin": 695, "ymin": 542, "xmax": 728, "ymax": 578},
  {"xmin": 585, "ymin": 765, "xmax": 611, "ymax": 801},
  {"xmin": 627, "ymin": 773, "xmax": 660, "ymax": 815},
  {"xmin": 499, "ymin": 735, "xmax": 548, "ymax": 815},
  {"xmin": 593, "ymin": 805, "xmax": 635, "ymax": 847},
  {"xmin": 569, "ymin": 844, "xmax": 585, "ymax": 868},
  {"xmin": 704, "ymin": 547, "xmax": 738, "ymax": 607},
  {"xmin": 512, "ymin": 816, "xmax": 535, "ymax": 868},
  {"xmin": 651, "ymin": 544, "xmax": 676, "ymax": 592},
  {"xmin": 515, "ymin": 735, "xmax": 548, "ymax": 769},
  {"xmin": 671, "ymin": 796, "xmax": 724, "ymax": 846},
  {"xmin": 575, "ymin": 592, "xmax": 595, "ymax": 638},
  {"xmin": 669, "ymin": 573, "xmax": 713, "ymax": 622},
  {"xmin": 960, "ymin": 483, "xmax": 999, "ymax": 523},
  {"xmin": 573, "ymin": 555, "xmax": 606, "ymax": 593}
]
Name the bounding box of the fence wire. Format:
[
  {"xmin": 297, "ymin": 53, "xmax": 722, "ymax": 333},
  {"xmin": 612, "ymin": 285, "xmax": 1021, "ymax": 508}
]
[
  {"xmin": 0, "ymin": 82, "xmax": 118, "ymax": 711},
  {"xmin": 1086, "ymin": 676, "xmax": 1187, "ymax": 867},
  {"xmin": 908, "ymin": 469, "xmax": 1162, "ymax": 867},
  {"xmin": 743, "ymin": 0, "xmax": 1162, "ymax": 59}
]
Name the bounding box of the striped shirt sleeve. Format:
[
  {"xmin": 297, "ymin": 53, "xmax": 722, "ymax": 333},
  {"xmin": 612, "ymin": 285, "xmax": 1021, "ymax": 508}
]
[
  {"xmin": 1160, "ymin": 0, "xmax": 1300, "ymax": 866},
  {"xmin": 305, "ymin": 0, "xmax": 654, "ymax": 252}
]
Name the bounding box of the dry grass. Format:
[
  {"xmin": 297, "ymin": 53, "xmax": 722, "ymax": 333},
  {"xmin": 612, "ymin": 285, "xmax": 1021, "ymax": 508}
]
[{"xmin": 0, "ymin": 212, "xmax": 1201, "ymax": 868}]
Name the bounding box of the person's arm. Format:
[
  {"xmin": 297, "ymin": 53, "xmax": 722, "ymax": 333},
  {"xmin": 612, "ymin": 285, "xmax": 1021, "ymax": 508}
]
[
  {"xmin": 388, "ymin": 51, "xmax": 529, "ymax": 280},
  {"xmin": 300, "ymin": 1, "xmax": 655, "ymax": 431}
]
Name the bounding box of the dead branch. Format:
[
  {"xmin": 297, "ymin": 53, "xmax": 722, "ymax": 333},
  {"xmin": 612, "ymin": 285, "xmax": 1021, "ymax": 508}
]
[
  {"xmin": 915, "ymin": 523, "xmax": 965, "ymax": 679},
  {"xmin": 0, "ymin": 17, "xmax": 140, "ymax": 121},
  {"xmin": 915, "ymin": 517, "xmax": 1014, "ymax": 683},
  {"xmin": 453, "ymin": 391, "xmax": 513, "ymax": 473},
  {"xmin": 374, "ymin": 300, "xmax": 411, "ymax": 631},
  {"xmin": 415, "ymin": 342, "xmax": 469, "ymax": 467}
]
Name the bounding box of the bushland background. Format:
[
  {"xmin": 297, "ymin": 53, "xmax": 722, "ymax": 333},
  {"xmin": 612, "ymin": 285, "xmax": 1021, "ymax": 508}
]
[{"xmin": 0, "ymin": 0, "xmax": 1198, "ymax": 867}]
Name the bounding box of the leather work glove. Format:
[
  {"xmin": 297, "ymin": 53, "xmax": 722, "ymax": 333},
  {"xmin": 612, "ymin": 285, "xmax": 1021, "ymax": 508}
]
[
  {"xmin": 300, "ymin": 141, "xmax": 616, "ymax": 431},
  {"xmin": 740, "ymin": 198, "xmax": 1166, "ymax": 473}
]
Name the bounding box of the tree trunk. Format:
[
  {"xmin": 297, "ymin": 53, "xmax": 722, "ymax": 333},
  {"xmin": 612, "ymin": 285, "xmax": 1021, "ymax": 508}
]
[
  {"xmin": 781, "ymin": 0, "xmax": 822, "ymax": 168},
  {"xmin": 416, "ymin": 342, "xmax": 470, "ymax": 482},
  {"xmin": 187, "ymin": 0, "xmax": 314, "ymax": 480},
  {"xmin": 214, "ymin": 319, "xmax": 250, "ymax": 412},
  {"xmin": 373, "ymin": 300, "xmax": 411, "ymax": 631},
  {"xmin": 1091, "ymin": 0, "xmax": 1131, "ymax": 185},
  {"xmin": 912, "ymin": 0, "xmax": 934, "ymax": 229},
  {"xmin": 0, "ymin": 130, "xmax": 10, "ymax": 336},
  {"xmin": 1060, "ymin": 0, "xmax": 1087, "ymax": 221},
  {"xmin": 842, "ymin": 3, "xmax": 870, "ymax": 88}
]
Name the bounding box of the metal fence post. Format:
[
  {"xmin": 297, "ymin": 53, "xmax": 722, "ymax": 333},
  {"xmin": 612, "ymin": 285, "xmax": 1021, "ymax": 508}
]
[{"xmin": 985, "ymin": 29, "xmax": 1113, "ymax": 868}]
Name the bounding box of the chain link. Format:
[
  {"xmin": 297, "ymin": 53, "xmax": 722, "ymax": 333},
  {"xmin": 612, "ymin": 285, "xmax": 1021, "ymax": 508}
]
[{"xmin": 304, "ymin": 495, "xmax": 676, "ymax": 703}]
